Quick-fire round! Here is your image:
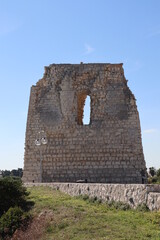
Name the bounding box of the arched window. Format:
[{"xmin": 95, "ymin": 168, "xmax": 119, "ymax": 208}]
[{"xmin": 77, "ymin": 93, "xmax": 91, "ymax": 125}]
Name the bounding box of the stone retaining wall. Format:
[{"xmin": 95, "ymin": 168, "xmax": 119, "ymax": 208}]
[{"xmin": 25, "ymin": 183, "xmax": 160, "ymax": 211}]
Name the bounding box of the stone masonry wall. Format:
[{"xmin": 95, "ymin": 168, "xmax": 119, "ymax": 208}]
[
  {"xmin": 23, "ymin": 63, "xmax": 147, "ymax": 183},
  {"xmin": 24, "ymin": 183, "xmax": 160, "ymax": 211}
]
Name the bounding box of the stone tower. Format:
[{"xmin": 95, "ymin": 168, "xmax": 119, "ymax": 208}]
[{"xmin": 23, "ymin": 63, "xmax": 147, "ymax": 183}]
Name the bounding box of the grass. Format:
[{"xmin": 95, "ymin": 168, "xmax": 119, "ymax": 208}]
[{"xmin": 28, "ymin": 186, "xmax": 160, "ymax": 240}]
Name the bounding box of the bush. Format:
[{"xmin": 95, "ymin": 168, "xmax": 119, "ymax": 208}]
[
  {"xmin": 136, "ymin": 204, "xmax": 149, "ymax": 212},
  {"xmin": 82, "ymin": 194, "xmax": 89, "ymax": 201},
  {"xmin": 0, "ymin": 177, "xmax": 33, "ymax": 217},
  {"xmin": 147, "ymin": 167, "xmax": 160, "ymax": 184},
  {"xmin": 151, "ymin": 176, "xmax": 158, "ymax": 183},
  {"xmin": 0, "ymin": 207, "xmax": 23, "ymax": 238},
  {"xmin": 88, "ymin": 196, "xmax": 98, "ymax": 203},
  {"xmin": 156, "ymin": 168, "xmax": 160, "ymax": 177},
  {"xmin": 0, "ymin": 177, "xmax": 34, "ymax": 239},
  {"xmin": 107, "ymin": 200, "xmax": 131, "ymax": 211},
  {"xmin": 147, "ymin": 177, "xmax": 152, "ymax": 184},
  {"xmin": 77, "ymin": 195, "xmax": 102, "ymax": 204}
]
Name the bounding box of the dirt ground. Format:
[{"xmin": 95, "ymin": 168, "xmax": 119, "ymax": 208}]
[{"xmin": 10, "ymin": 210, "xmax": 53, "ymax": 240}]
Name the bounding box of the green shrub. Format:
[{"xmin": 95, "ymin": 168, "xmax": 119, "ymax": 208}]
[
  {"xmin": 136, "ymin": 204, "xmax": 149, "ymax": 212},
  {"xmin": 151, "ymin": 176, "xmax": 158, "ymax": 183},
  {"xmin": 88, "ymin": 196, "xmax": 98, "ymax": 203},
  {"xmin": 107, "ymin": 200, "xmax": 131, "ymax": 211},
  {"xmin": 82, "ymin": 194, "xmax": 89, "ymax": 201},
  {"xmin": 97, "ymin": 199, "xmax": 102, "ymax": 204},
  {"xmin": 0, "ymin": 177, "xmax": 34, "ymax": 239},
  {"xmin": 147, "ymin": 177, "xmax": 152, "ymax": 184},
  {"xmin": 58, "ymin": 221, "xmax": 69, "ymax": 230},
  {"xmin": 0, "ymin": 177, "xmax": 33, "ymax": 217},
  {"xmin": 0, "ymin": 207, "xmax": 23, "ymax": 238},
  {"xmin": 157, "ymin": 168, "xmax": 160, "ymax": 177},
  {"xmin": 77, "ymin": 194, "xmax": 103, "ymax": 204},
  {"xmin": 157, "ymin": 177, "xmax": 160, "ymax": 184}
]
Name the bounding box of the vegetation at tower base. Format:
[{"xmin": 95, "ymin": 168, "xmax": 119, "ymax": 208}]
[
  {"xmin": 23, "ymin": 63, "xmax": 147, "ymax": 183},
  {"xmin": 9, "ymin": 186, "xmax": 160, "ymax": 240},
  {"xmin": 148, "ymin": 167, "xmax": 160, "ymax": 184},
  {"xmin": 0, "ymin": 177, "xmax": 34, "ymax": 239}
]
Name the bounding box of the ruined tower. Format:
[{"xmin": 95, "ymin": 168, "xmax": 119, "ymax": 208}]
[{"xmin": 23, "ymin": 63, "xmax": 147, "ymax": 183}]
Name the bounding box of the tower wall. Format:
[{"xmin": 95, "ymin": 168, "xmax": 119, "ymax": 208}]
[{"xmin": 23, "ymin": 63, "xmax": 147, "ymax": 183}]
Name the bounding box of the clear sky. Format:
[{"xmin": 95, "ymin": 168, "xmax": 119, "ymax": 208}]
[{"xmin": 0, "ymin": 0, "xmax": 160, "ymax": 170}]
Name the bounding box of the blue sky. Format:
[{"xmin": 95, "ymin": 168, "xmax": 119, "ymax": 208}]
[{"xmin": 0, "ymin": 0, "xmax": 160, "ymax": 170}]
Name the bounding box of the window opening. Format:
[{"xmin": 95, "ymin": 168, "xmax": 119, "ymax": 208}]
[
  {"xmin": 77, "ymin": 93, "xmax": 91, "ymax": 125},
  {"xmin": 83, "ymin": 95, "xmax": 91, "ymax": 125}
]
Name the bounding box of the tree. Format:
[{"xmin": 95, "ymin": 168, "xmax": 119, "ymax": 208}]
[
  {"xmin": 2, "ymin": 170, "xmax": 11, "ymax": 177},
  {"xmin": 1, "ymin": 168, "xmax": 23, "ymax": 178},
  {"xmin": 11, "ymin": 168, "xmax": 23, "ymax": 178},
  {"xmin": 149, "ymin": 167, "xmax": 156, "ymax": 177}
]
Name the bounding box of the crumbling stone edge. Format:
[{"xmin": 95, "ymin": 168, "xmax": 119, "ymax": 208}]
[{"xmin": 24, "ymin": 183, "xmax": 160, "ymax": 211}]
